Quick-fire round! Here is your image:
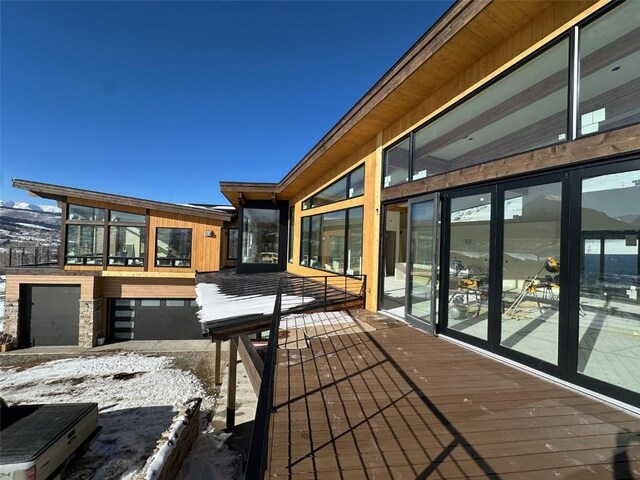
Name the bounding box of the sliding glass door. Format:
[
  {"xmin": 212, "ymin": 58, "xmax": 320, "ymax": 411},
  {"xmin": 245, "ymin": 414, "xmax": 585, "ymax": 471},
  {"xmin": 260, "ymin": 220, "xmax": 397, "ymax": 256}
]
[
  {"xmin": 442, "ymin": 189, "xmax": 493, "ymax": 345},
  {"xmin": 438, "ymin": 160, "xmax": 640, "ymax": 405},
  {"xmin": 569, "ymin": 162, "xmax": 640, "ymax": 405},
  {"xmin": 406, "ymin": 195, "xmax": 438, "ymax": 333}
]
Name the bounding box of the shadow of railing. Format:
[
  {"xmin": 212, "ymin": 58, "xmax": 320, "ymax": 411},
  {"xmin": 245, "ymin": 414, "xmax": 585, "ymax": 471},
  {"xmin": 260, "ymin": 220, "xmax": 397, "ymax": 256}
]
[{"xmin": 244, "ymin": 274, "xmax": 366, "ymax": 478}]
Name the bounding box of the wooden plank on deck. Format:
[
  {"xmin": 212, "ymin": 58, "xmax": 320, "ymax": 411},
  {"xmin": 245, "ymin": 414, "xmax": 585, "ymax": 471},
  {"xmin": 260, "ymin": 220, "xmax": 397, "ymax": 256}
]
[{"xmin": 267, "ymin": 317, "xmax": 640, "ymax": 479}]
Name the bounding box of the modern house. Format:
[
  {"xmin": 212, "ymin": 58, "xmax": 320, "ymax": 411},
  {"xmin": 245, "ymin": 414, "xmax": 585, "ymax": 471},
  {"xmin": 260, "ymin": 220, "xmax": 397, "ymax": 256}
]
[
  {"xmin": 4, "ymin": 180, "xmax": 237, "ymax": 347},
  {"xmin": 4, "ymin": 0, "xmax": 638, "ymax": 411},
  {"xmin": 219, "ymin": 0, "xmax": 640, "ymax": 409}
]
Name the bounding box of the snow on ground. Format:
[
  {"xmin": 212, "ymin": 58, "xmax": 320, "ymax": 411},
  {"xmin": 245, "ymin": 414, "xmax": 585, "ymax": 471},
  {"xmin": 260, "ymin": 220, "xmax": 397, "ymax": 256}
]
[
  {"xmin": 0, "ymin": 353, "xmax": 241, "ymax": 479},
  {"xmin": 196, "ymin": 282, "xmax": 314, "ymax": 323}
]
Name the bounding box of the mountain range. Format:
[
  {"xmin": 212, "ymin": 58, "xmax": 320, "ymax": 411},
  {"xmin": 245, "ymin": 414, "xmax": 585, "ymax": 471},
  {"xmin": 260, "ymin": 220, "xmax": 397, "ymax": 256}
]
[
  {"xmin": 0, "ymin": 201, "xmax": 61, "ymax": 250},
  {"xmin": 0, "ymin": 200, "xmax": 61, "ymax": 214}
]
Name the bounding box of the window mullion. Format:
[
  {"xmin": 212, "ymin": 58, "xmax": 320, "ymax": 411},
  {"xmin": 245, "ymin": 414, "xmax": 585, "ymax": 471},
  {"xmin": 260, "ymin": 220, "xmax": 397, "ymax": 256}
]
[{"xmin": 568, "ymin": 26, "xmax": 580, "ymax": 141}]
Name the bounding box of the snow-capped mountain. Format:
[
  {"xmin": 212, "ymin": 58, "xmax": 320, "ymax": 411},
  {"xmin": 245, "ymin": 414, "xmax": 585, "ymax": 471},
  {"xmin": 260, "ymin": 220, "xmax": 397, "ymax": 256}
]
[
  {"xmin": 0, "ymin": 200, "xmax": 61, "ymax": 214},
  {"xmin": 0, "ymin": 201, "xmax": 61, "ymax": 253}
]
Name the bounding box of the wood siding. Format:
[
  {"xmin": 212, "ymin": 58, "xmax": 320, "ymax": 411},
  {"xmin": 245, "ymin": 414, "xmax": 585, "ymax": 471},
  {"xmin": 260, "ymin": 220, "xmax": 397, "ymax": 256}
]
[
  {"xmin": 5, "ymin": 275, "xmax": 96, "ymax": 301},
  {"xmin": 97, "ymin": 276, "xmax": 197, "ymax": 299},
  {"xmin": 147, "ymin": 210, "xmax": 224, "ymax": 273},
  {"xmin": 60, "ymin": 197, "xmax": 226, "ymax": 274}
]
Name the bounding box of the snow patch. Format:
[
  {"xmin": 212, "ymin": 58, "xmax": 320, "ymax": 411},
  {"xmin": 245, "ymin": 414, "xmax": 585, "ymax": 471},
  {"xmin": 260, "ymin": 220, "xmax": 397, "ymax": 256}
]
[
  {"xmin": 0, "ymin": 353, "xmax": 239, "ymax": 479},
  {"xmin": 195, "ymin": 283, "xmax": 314, "ymax": 323}
]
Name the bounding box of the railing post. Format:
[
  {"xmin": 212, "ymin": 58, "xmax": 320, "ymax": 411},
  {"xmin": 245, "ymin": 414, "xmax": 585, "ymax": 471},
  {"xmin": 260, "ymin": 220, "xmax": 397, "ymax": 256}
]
[
  {"xmin": 9, "ymin": 248, "xmax": 12, "ymax": 267},
  {"xmin": 324, "ymin": 277, "xmax": 328, "ymax": 311},
  {"xmin": 34, "ymin": 247, "xmax": 39, "ymax": 267},
  {"xmin": 344, "ymin": 275, "xmax": 347, "ymax": 305},
  {"xmin": 21, "ymin": 248, "xmax": 25, "ymax": 266},
  {"xmin": 363, "ymin": 275, "xmax": 367, "ymax": 308}
]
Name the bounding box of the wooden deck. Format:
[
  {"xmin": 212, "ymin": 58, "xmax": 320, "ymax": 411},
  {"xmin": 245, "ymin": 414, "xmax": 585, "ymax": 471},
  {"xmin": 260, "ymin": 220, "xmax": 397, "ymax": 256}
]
[{"xmin": 268, "ymin": 310, "xmax": 640, "ymax": 479}]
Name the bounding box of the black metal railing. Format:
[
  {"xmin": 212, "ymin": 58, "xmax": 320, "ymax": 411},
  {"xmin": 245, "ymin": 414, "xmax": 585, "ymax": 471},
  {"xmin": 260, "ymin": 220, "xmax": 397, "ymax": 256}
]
[
  {"xmin": 244, "ymin": 273, "xmax": 366, "ymax": 479},
  {"xmin": 1, "ymin": 246, "xmax": 60, "ymax": 268}
]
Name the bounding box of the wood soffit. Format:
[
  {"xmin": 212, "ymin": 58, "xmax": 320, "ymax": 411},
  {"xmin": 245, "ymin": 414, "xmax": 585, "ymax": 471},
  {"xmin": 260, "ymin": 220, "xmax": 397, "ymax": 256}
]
[
  {"xmin": 221, "ymin": 0, "xmax": 556, "ymax": 205},
  {"xmin": 12, "ymin": 179, "xmax": 234, "ymax": 222}
]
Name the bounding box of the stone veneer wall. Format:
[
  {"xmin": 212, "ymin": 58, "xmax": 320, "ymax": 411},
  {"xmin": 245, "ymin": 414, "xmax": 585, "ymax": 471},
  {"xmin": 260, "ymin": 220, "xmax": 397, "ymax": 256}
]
[
  {"xmin": 3, "ymin": 301, "xmax": 19, "ymax": 344},
  {"xmin": 78, "ymin": 298, "xmax": 104, "ymax": 348}
]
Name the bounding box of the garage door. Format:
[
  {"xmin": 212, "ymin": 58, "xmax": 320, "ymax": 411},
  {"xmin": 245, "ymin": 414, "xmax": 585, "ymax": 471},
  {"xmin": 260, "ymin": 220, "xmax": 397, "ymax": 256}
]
[
  {"xmin": 19, "ymin": 285, "xmax": 80, "ymax": 347},
  {"xmin": 109, "ymin": 299, "xmax": 204, "ymax": 341}
]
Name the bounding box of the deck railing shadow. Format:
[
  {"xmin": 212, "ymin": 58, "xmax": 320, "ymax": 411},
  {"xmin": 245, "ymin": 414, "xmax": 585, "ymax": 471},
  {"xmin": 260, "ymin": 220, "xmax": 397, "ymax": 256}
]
[
  {"xmin": 244, "ymin": 274, "xmax": 366, "ymax": 479},
  {"xmin": 245, "ymin": 276, "xmax": 502, "ymax": 479}
]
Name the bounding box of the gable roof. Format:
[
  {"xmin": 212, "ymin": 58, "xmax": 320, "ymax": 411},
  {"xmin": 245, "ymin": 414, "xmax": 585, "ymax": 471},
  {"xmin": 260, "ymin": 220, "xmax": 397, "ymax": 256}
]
[{"xmin": 13, "ymin": 178, "xmax": 234, "ymax": 222}]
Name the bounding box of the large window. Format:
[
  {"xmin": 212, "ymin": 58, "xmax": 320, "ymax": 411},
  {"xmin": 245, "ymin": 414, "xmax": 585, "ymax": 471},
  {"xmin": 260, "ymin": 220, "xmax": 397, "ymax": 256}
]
[
  {"xmin": 66, "ymin": 204, "xmax": 105, "ymax": 265},
  {"xmin": 384, "ymin": 137, "xmax": 410, "ymax": 188},
  {"xmin": 299, "ymin": 206, "xmax": 363, "ymax": 275},
  {"xmin": 384, "ymin": 39, "xmax": 569, "ymax": 187},
  {"xmin": 302, "ymin": 164, "xmax": 365, "ymax": 210},
  {"xmin": 109, "ymin": 226, "xmax": 145, "ymax": 266},
  {"xmin": 68, "ymin": 204, "xmax": 104, "ymax": 221},
  {"xmin": 242, "ymin": 208, "xmax": 279, "ymax": 264},
  {"xmin": 500, "ymin": 182, "xmax": 562, "ymax": 365},
  {"xmin": 109, "ymin": 210, "xmax": 145, "ymax": 223},
  {"xmin": 66, "ymin": 225, "xmax": 104, "ymax": 265},
  {"xmin": 579, "ymin": 168, "xmax": 640, "ymax": 395},
  {"xmin": 578, "ymin": 1, "xmax": 640, "ymax": 137},
  {"xmin": 382, "ymin": 2, "xmax": 640, "ymax": 190},
  {"xmin": 446, "ymin": 192, "xmax": 492, "ymax": 341},
  {"xmin": 156, "ymin": 228, "xmax": 192, "ymax": 267}
]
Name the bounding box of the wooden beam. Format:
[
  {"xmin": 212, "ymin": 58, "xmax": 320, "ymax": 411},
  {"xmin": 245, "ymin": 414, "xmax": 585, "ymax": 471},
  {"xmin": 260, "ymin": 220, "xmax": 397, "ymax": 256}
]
[
  {"xmin": 382, "ymin": 123, "xmax": 640, "ymax": 202},
  {"xmin": 235, "ymin": 335, "xmax": 264, "ymax": 396},
  {"xmin": 226, "ymin": 337, "xmax": 237, "ymax": 429},
  {"xmin": 214, "ymin": 339, "xmax": 222, "ymax": 386}
]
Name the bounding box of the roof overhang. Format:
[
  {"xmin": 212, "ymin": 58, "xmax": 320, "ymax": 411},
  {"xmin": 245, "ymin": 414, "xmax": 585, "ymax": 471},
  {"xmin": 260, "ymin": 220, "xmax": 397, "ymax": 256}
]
[{"xmin": 13, "ymin": 178, "xmax": 234, "ymax": 222}]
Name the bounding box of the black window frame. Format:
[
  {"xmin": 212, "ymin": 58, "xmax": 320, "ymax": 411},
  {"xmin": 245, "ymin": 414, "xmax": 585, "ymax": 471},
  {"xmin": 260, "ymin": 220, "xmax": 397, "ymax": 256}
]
[
  {"xmin": 298, "ymin": 205, "xmax": 364, "ymax": 277},
  {"xmin": 155, "ymin": 227, "xmax": 193, "ymax": 268},
  {"xmin": 302, "ymin": 164, "xmax": 365, "ymax": 210}
]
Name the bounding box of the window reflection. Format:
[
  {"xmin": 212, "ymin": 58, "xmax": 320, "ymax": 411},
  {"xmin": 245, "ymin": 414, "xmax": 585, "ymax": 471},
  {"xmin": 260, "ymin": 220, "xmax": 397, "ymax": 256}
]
[
  {"xmin": 109, "ymin": 226, "xmax": 145, "ymax": 266},
  {"xmin": 500, "ymin": 182, "xmax": 562, "ymax": 365},
  {"xmin": 156, "ymin": 228, "xmax": 192, "ymax": 267},
  {"xmin": 242, "ymin": 208, "xmax": 280, "ymax": 264},
  {"xmin": 579, "ymin": 169, "xmax": 640, "ymax": 394},
  {"xmin": 579, "ymin": 1, "xmax": 640, "ymax": 136},
  {"xmin": 408, "ymin": 201, "xmax": 434, "ymax": 322},
  {"xmin": 447, "ymin": 194, "xmax": 491, "ymax": 340},
  {"xmin": 66, "ymin": 225, "xmax": 104, "ymax": 265}
]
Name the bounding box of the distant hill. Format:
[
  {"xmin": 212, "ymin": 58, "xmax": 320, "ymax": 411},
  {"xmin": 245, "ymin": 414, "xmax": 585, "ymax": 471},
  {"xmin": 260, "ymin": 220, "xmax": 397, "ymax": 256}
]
[{"xmin": 0, "ymin": 203, "xmax": 61, "ymax": 248}]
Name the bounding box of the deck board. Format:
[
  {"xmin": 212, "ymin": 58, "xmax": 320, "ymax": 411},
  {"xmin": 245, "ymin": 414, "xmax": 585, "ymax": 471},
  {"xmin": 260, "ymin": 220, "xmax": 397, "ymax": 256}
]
[{"xmin": 268, "ymin": 312, "xmax": 640, "ymax": 479}]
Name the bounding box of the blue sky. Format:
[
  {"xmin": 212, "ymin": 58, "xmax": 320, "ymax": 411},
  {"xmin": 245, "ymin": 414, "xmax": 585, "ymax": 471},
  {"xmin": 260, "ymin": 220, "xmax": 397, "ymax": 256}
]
[{"xmin": 1, "ymin": 1, "xmax": 452, "ymax": 207}]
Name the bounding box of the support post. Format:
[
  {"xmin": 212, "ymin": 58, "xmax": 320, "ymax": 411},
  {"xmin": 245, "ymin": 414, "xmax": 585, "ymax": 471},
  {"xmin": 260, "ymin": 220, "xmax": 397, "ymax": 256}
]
[
  {"xmin": 226, "ymin": 336, "xmax": 237, "ymax": 429},
  {"xmin": 214, "ymin": 339, "xmax": 222, "ymax": 386}
]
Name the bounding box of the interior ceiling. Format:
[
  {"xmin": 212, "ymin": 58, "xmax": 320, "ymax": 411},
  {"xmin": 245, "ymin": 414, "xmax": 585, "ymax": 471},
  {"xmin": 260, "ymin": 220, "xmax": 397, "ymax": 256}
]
[{"xmin": 227, "ymin": 0, "xmax": 558, "ymax": 206}]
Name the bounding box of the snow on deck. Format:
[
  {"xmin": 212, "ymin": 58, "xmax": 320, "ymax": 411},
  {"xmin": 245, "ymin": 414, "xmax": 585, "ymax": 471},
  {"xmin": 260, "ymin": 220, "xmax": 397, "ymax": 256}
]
[{"xmin": 195, "ymin": 283, "xmax": 315, "ymax": 323}]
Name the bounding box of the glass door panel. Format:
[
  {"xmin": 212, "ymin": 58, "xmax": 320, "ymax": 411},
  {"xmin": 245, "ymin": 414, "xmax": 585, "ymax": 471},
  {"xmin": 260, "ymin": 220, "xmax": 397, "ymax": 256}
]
[
  {"xmin": 500, "ymin": 182, "xmax": 562, "ymax": 365},
  {"xmin": 578, "ymin": 169, "xmax": 640, "ymax": 395},
  {"xmin": 407, "ymin": 199, "xmax": 434, "ymax": 324},
  {"xmin": 380, "ymin": 202, "xmax": 408, "ymax": 316},
  {"xmin": 446, "ymin": 193, "xmax": 491, "ymax": 341}
]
